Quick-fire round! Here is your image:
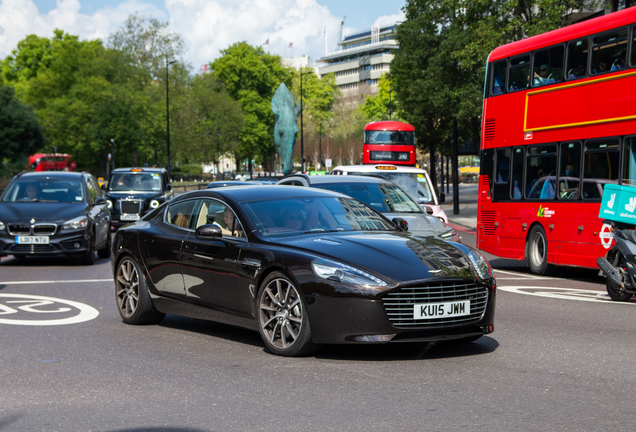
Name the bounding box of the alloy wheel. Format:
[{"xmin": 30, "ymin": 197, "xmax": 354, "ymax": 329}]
[
  {"xmin": 259, "ymin": 278, "xmax": 304, "ymax": 350},
  {"xmin": 116, "ymin": 259, "xmax": 140, "ymax": 318}
]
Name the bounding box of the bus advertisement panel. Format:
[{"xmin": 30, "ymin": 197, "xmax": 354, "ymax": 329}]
[
  {"xmin": 363, "ymin": 121, "xmax": 416, "ymax": 166},
  {"xmin": 477, "ymin": 7, "xmax": 636, "ymax": 275}
]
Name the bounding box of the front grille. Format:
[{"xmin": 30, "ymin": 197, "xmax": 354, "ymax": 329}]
[
  {"xmin": 8, "ymin": 225, "xmax": 30, "ymax": 235},
  {"xmin": 32, "ymin": 224, "xmax": 57, "ymax": 235},
  {"xmin": 8, "ymin": 244, "xmax": 57, "ymax": 253},
  {"xmin": 382, "ymin": 281, "xmax": 489, "ymax": 328},
  {"xmin": 120, "ymin": 200, "xmax": 142, "ymax": 214}
]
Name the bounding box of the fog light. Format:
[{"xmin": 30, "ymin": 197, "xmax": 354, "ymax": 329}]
[{"xmin": 74, "ymin": 242, "xmax": 81, "ymax": 249}]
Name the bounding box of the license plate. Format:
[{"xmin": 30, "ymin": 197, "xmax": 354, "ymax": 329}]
[
  {"xmin": 121, "ymin": 214, "xmax": 140, "ymax": 221},
  {"xmin": 15, "ymin": 236, "xmax": 49, "ymax": 244},
  {"xmin": 413, "ymin": 300, "xmax": 470, "ymax": 319}
]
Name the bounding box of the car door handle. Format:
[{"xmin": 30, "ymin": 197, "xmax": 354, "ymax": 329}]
[
  {"xmin": 184, "ymin": 244, "xmax": 197, "ymax": 250},
  {"xmin": 144, "ymin": 238, "xmax": 155, "ymax": 244}
]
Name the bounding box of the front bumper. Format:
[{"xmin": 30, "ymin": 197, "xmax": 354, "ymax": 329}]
[
  {"xmin": 0, "ymin": 231, "xmax": 90, "ymax": 256},
  {"xmin": 305, "ymin": 283, "xmax": 496, "ymax": 344}
]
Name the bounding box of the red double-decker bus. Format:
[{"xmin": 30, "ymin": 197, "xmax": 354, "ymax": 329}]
[
  {"xmin": 477, "ymin": 7, "xmax": 636, "ymax": 275},
  {"xmin": 28, "ymin": 153, "xmax": 77, "ymax": 172},
  {"xmin": 363, "ymin": 121, "xmax": 416, "ymax": 165}
]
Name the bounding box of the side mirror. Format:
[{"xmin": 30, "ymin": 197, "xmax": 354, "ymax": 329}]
[
  {"xmin": 95, "ymin": 196, "xmax": 106, "ymax": 205},
  {"xmin": 438, "ymin": 192, "xmax": 445, "ymax": 203},
  {"xmin": 166, "ymin": 184, "xmax": 172, "ymax": 191},
  {"xmin": 195, "ymin": 224, "xmax": 222, "ymax": 239},
  {"xmin": 392, "ymin": 217, "xmax": 409, "ymax": 232}
]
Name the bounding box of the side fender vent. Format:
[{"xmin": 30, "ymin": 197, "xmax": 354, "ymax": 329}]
[{"xmin": 480, "ymin": 210, "xmax": 496, "ymax": 236}]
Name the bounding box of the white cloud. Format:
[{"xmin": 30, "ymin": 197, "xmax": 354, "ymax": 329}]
[{"xmin": 0, "ymin": 0, "xmax": 404, "ymax": 71}]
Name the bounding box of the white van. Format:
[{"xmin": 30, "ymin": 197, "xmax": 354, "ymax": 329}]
[{"xmin": 331, "ymin": 164, "xmax": 448, "ymax": 223}]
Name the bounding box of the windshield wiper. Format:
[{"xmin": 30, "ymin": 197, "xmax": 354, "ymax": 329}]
[{"xmin": 300, "ymin": 228, "xmax": 346, "ymax": 235}]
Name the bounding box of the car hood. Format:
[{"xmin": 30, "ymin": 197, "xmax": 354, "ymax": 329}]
[
  {"xmin": 273, "ymin": 231, "xmax": 475, "ymax": 283},
  {"xmin": 383, "ymin": 212, "xmax": 447, "ymax": 236},
  {"xmin": 0, "ymin": 202, "xmax": 88, "ymax": 224}
]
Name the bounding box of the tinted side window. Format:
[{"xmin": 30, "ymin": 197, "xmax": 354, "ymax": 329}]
[
  {"xmin": 591, "ymin": 28, "xmax": 628, "ymax": 74},
  {"xmin": 86, "ymin": 177, "xmax": 97, "ymax": 203},
  {"xmin": 533, "ymin": 45, "xmax": 564, "ymax": 87},
  {"xmin": 623, "ymin": 137, "xmax": 636, "ymax": 186},
  {"xmin": 632, "ymin": 26, "xmax": 636, "ymax": 67},
  {"xmin": 526, "ymin": 145, "xmax": 557, "ymax": 200},
  {"xmin": 567, "ymin": 39, "xmax": 588, "ymax": 79},
  {"xmin": 508, "ymin": 54, "xmax": 530, "ymax": 92},
  {"xmin": 492, "ymin": 60, "xmax": 507, "ymax": 95},
  {"xmin": 511, "ymin": 147, "xmax": 524, "ymax": 200},
  {"xmin": 166, "ymin": 200, "xmax": 198, "ymax": 229},
  {"xmin": 558, "ymin": 142, "xmax": 581, "ymax": 200},
  {"xmin": 583, "ymin": 139, "xmax": 620, "ymax": 199}
]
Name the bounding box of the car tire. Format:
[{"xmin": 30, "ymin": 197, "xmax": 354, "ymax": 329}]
[
  {"xmin": 256, "ymin": 271, "xmax": 320, "ymax": 357},
  {"xmin": 605, "ymin": 247, "xmax": 633, "ymax": 301},
  {"xmin": 80, "ymin": 235, "xmax": 95, "ymax": 265},
  {"xmin": 526, "ymin": 225, "xmax": 555, "ymax": 276},
  {"xmin": 97, "ymin": 232, "xmax": 111, "ymax": 259},
  {"xmin": 115, "ymin": 256, "xmax": 165, "ymax": 324}
]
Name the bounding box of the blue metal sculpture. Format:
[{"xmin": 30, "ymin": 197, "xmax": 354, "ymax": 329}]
[{"xmin": 271, "ymin": 83, "xmax": 301, "ymax": 175}]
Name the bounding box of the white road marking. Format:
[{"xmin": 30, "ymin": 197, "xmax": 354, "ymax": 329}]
[
  {"xmin": 0, "ymin": 294, "xmax": 99, "ymax": 325},
  {"xmin": 0, "ymin": 279, "xmax": 112, "ymax": 285},
  {"xmin": 493, "ymin": 269, "xmax": 559, "ymax": 280},
  {"xmin": 498, "ymin": 285, "xmax": 636, "ymax": 305}
]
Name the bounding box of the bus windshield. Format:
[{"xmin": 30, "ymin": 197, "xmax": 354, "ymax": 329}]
[{"xmin": 365, "ymin": 130, "xmax": 414, "ymax": 145}]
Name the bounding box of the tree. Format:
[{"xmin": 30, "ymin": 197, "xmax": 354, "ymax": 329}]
[
  {"xmin": 392, "ymin": 0, "xmax": 594, "ymax": 187},
  {"xmin": 211, "ymin": 42, "xmax": 293, "ymax": 171},
  {"xmin": 361, "ymin": 73, "xmax": 403, "ymax": 122},
  {"xmin": 0, "ymin": 86, "xmax": 46, "ymax": 176}
]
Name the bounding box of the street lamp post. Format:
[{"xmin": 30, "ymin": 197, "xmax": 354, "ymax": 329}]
[
  {"xmin": 110, "ymin": 139, "xmax": 116, "ymax": 170},
  {"xmin": 300, "ymin": 69, "xmax": 312, "ymax": 173},
  {"xmin": 216, "ymin": 133, "xmax": 221, "ymax": 180},
  {"xmin": 166, "ymin": 58, "xmax": 176, "ymax": 179}
]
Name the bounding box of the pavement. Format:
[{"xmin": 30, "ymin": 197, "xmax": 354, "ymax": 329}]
[{"xmin": 440, "ymin": 183, "xmax": 478, "ymax": 230}]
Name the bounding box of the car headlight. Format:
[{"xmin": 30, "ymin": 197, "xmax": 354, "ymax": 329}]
[
  {"xmin": 106, "ymin": 200, "xmax": 113, "ymax": 209},
  {"xmin": 311, "ymin": 259, "xmax": 388, "ymax": 287},
  {"xmin": 439, "ymin": 228, "xmax": 457, "ymax": 239},
  {"xmin": 62, "ymin": 216, "xmax": 88, "ymax": 230},
  {"xmin": 150, "ymin": 199, "xmax": 160, "ymax": 209},
  {"xmin": 0, "ymin": 221, "xmax": 5, "ymax": 231},
  {"xmin": 466, "ymin": 248, "xmax": 492, "ymax": 280}
]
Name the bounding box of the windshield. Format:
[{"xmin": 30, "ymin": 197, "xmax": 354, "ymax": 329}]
[
  {"xmin": 2, "ymin": 178, "xmax": 84, "ymax": 203},
  {"xmin": 365, "ymin": 130, "xmax": 414, "ymax": 145},
  {"xmin": 348, "ymin": 172, "xmax": 435, "ymax": 204},
  {"xmin": 109, "ymin": 173, "xmax": 162, "ymax": 192},
  {"xmin": 242, "ymin": 197, "xmax": 398, "ymax": 237},
  {"xmin": 315, "ymin": 182, "xmax": 421, "ymax": 213}
]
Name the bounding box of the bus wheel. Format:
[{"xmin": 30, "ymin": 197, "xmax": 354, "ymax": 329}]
[{"xmin": 526, "ymin": 225, "xmax": 555, "ymax": 275}]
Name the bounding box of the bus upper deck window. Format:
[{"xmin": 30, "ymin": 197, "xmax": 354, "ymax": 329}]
[
  {"xmin": 492, "ymin": 60, "xmax": 507, "ymax": 95},
  {"xmin": 591, "ymin": 28, "xmax": 628, "ymax": 74},
  {"xmin": 631, "ymin": 26, "xmax": 636, "ymax": 67},
  {"xmin": 567, "ymin": 39, "xmax": 588, "ymax": 79},
  {"xmin": 508, "ymin": 55, "xmax": 530, "ymax": 92},
  {"xmin": 533, "ymin": 45, "xmax": 564, "ymax": 87}
]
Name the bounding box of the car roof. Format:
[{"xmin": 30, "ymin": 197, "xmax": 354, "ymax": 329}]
[
  {"xmin": 111, "ymin": 167, "xmax": 167, "ymax": 174},
  {"xmin": 280, "ymin": 174, "xmax": 390, "ymax": 185},
  {"xmin": 331, "ymin": 164, "xmax": 430, "ymax": 174},
  {"xmin": 179, "ymin": 185, "xmax": 346, "ymax": 202},
  {"xmin": 18, "ymin": 171, "xmax": 85, "ymax": 179}
]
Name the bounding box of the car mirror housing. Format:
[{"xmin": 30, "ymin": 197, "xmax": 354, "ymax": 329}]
[
  {"xmin": 392, "ymin": 217, "xmax": 408, "ymax": 232},
  {"xmin": 95, "ymin": 196, "xmax": 106, "ymax": 205},
  {"xmin": 195, "ymin": 224, "xmax": 222, "ymax": 239},
  {"xmin": 438, "ymin": 192, "xmax": 445, "ymax": 203},
  {"xmin": 166, "ymin": 184, "xmax": 172, "ymax": 191}
]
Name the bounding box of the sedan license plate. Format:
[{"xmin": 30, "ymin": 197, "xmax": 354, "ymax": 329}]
[
  {"xmin": 121, "ymin": 214, "xmax": 140, "ymax": 221},
  {"xmin": 15, "ymin": 236, "xmax": 49, "ymax": 244},
  {"xmin": 413, "ymin": 300, "xmax": 470, "ymax": 319}
]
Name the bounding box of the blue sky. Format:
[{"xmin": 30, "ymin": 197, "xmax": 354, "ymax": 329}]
[{"xmin": 2, "ymin": 0, "xmax": 406, "ymax": 70}]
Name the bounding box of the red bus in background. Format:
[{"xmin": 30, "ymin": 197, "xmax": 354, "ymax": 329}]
[
  {"xmin": 477, "ymin": 7, "xmax": 636, "ymax": 275},
  {"xmin": 29, "ymin": 153, "xmax": 77, "ymax": 172},
  {"xmin": 363, "ymin": 121, "xmax": 416, "ymax": 166}
]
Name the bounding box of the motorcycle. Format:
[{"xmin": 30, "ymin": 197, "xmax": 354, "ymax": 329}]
[{"xmin": 597, "ymin": 221, "xmax": 636, "ymax": 301}]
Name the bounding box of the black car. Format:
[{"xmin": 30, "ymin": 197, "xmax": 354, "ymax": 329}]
[
  {"xmin": 106, "ymin": 168, "xmax": 173, "ymax": 228},
  {"xmin": 0, "ymin": 171, "xmax": 111, "ymax": 264},
  {"xmin": 277, "ymin": 174, "xmax": 459, "ymax": 242},
  {"xmin": 206, "ymin": 180, "xmax": 271, "ymax": 189},
  {"xmin": 111, "ymin": 186, "xmax": 495, "ymax": 357}
]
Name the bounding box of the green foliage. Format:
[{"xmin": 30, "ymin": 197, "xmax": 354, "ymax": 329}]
[
  {"xmin": 173, "ymin": 164, "xmax": 203, "ymax": 175},
  {"xmin": 0, "ymin": 86, "xmax": 46, "ymax": 176},
  {"xmin": 291, "ymin": 67, "xmax": 338, "ymax": 137},
  {"xmin": 211, "ymin": 42, "xmax": 293, "ymax": 167},
  {"xmin": 361, "ymin": 73, "xmax": 403, "ymax": 122},
  {"xmin": 392, "ymin": 0, "xmax": 594, "ymax": 159}
]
